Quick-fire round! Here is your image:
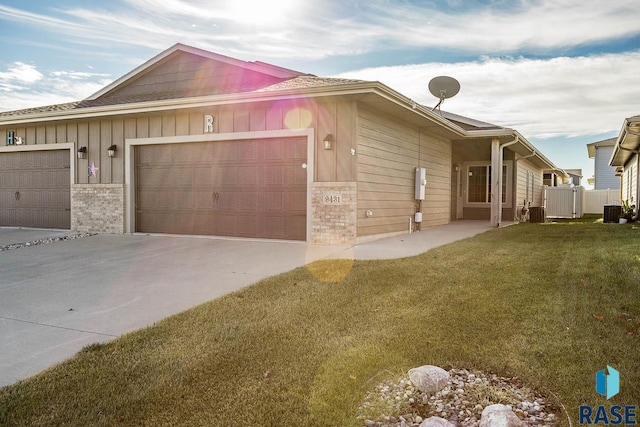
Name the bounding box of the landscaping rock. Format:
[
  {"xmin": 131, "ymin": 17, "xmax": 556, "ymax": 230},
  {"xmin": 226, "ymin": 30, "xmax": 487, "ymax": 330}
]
[
  {"xmin": 479, "ymin": 404, "xmax": 524, "ymax": 427},
  {"xmin": 408, "ymin": 365, "xmax": 450, "ymax": 394},
  {"xmin": 0, "ymin": 233, "xmax": 97, "ymax": 252},
  {"xmin": 419, "ymin": 416, "xmax": 455, "ymax": 427},
  {"xmin": 357, "ymin": 368, "xmax": 560, "ymax": 427}
]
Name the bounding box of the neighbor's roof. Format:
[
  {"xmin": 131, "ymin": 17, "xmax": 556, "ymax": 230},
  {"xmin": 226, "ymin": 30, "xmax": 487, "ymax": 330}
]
[
  {"xmin": 586, "ymin": 137, "xmax": 616, "ymax": 158},
  {"xmin": 440, "ymin": 111, "xmax": 503, "ymax": 131}
]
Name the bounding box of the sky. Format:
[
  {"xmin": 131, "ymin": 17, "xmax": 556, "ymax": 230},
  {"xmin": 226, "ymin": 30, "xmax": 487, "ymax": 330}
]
[{"xmin": 1, "ymin": 0, "xmax": 639, "ymax": 186}]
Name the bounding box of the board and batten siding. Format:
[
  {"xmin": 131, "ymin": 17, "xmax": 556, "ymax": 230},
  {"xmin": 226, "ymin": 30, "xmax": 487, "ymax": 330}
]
[
  {"xmin": 356, "ymin": 105, "xmax": 451, "ymax": 238},
  {"xmin": 2, "ymin": 97, "xmax": 357, "ymax": 186}
]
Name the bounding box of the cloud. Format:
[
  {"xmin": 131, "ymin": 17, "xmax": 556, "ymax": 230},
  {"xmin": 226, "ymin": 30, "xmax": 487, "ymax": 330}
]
[
  {"xmin": 0, "ymin": 62, "xmax": 110, "ymax": 112},
  {"xmin": 2, "ymin": 1, "xmax": 640, "ymax": 61},
  {"xmin": 0, "ymin": 62, "xmax": 43, "ymax": 85},
  {"xmin": 366, "ymin": 0, "xmax": 640, "ymax": 53},
  {"xmin": 335, "ymin": 51, "xmax": 640, "ymax": 139}
]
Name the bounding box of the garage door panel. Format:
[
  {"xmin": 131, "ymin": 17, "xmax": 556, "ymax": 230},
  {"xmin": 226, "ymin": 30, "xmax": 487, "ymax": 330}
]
[
  {"xmin": 0, "ymin": 150, "xmax": 70, "ymax": 229},
  {"xmin": 214, "ymin": 166, "xmax": 237, "ymax": 186},
  {"xmin": 138, "ymin": 190, "xmax": 167, "ymax": 209},
  {"xmin": 212, "ymin": 142, "xmax": 236, "ymax": 162},
  {"xmin": 193, "ymin": 190, "xmax": 215, "ymax": 210},
  {"xmin": 136, "ymin": 137, "xmax": 307, "ymax": 240},
  {"xmin": 235, "ymin": 192, "xmax": 256, "ymax": 211},
  {"xmin": 237, "ymin": 166, "xmax": 257, "ymax": 186},
  {"xmin": 237, "ymin": 143, "xmax": 258, "ymax": 162},
  {"xmin": 216, "ymin": 191, "xmax": 237, "ymax": 211},
  {"xmin": 193, "ymin": 167, "xmax": 212, "ymax": 187}
]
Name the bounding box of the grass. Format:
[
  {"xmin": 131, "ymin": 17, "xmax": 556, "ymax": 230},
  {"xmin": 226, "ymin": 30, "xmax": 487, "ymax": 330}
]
[{"xmin": 1, "ymin": 216, "xmax": 639, "ymax": 426}]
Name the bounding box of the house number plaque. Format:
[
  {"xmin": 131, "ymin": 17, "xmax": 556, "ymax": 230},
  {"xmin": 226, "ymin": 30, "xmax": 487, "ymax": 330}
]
[{"xmin": 323, "ymin": 193, "xmax": 342, "ymax": 205}]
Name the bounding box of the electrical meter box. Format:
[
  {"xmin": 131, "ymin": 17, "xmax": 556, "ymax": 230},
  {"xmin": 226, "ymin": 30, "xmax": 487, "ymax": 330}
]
[{"xmin": 415, "ymin": 167, "xmax": 426, "ymax": 200}]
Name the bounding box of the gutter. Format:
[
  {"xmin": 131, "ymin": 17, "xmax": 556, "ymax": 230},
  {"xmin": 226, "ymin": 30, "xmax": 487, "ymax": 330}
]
[
  {"xmin": 0, "ymin": 81, "xmax": 468, "ymax": 140},
  {"xmin": 610, "ymin": 119, "xmax": 640, "ymax": 166}
]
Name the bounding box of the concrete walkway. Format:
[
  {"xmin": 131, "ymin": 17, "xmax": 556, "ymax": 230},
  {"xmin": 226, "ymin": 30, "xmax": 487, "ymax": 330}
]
[{"xmin": 0, "ymin": 221, "xmax": 497, "ymax": 387}]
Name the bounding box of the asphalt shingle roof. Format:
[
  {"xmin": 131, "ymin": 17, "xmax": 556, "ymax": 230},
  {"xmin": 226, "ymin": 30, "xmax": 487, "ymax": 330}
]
[{"xmin": 0, "ymin": 76, "xmax": 368, "ymax": 119}]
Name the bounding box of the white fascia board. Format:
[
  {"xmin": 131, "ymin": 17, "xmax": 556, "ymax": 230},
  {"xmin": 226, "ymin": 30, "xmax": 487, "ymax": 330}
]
[
  {"xmin": 465, "ymin": 128, "xmax": 562, "ymax": 172},
  {"xmin": 0, "ymin": 81, "xmax": 465, "ymax": 139},
  {"xmin": 0, "ymin": 83, "xmax": 381, "ymax": 125}
]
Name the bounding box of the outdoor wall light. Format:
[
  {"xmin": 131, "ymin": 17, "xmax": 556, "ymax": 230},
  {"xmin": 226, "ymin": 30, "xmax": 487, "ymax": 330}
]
[
  {"xmin": 107, "ymin": 145, "xmax": 117, "ymax": 158},
  {"xmin": 77, "ymin": 146, "xmax": 87, "ymax": 159},
  {"xmin": 323, "ymin": 134, "xmax": 334, "ymax": 150}
]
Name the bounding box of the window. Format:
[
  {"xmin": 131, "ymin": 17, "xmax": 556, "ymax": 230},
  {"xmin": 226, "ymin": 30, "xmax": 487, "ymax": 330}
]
[
  {"xmin": 6, "ymin": 130, "xmax": 15, "ymax": 146},
  {"xmin": 468, "ymin": 166, "xmax": 487, "ymax": 202},
  {"xmin": 543, "ymin": 173, "xmax": 554, "ymax": 187},
  {"xmin": 466, "ymin": 162, "xmax": 512, "ymax": 206}
]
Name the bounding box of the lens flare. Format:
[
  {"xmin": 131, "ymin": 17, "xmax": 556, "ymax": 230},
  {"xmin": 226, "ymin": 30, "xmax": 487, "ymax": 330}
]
[
  {"xmin": 284, "ymin": 107, "xmax": 313, "ymax": 129},
  {"xmin": 305, "ymin": 258, "xmax": 354, "ymax": 283}
]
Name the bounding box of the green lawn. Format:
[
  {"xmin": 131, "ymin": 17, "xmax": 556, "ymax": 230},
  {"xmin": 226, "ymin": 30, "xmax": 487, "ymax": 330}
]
[{"xmin": 1, "ymin": 217, "xmax": 639, "ymax": 426}]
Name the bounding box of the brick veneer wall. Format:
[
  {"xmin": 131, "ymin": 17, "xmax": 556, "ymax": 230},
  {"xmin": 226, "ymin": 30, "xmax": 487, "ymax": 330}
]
[
  {"xmin": 71, "ymin": 184, "xmax": 125, "ymax": 233},
  {"xmin": 311, "ymin": 182, "xmax": 357, "ymax": 245}
]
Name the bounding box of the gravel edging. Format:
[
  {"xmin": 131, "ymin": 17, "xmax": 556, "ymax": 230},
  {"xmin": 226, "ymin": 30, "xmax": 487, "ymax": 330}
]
[
  {"xmin": 0, "ymin": 233, "xmax": 98, "ymax": 252},
  {"xmin": 357, "ymin": 368, "xmax": 563, "ymax": 427}
]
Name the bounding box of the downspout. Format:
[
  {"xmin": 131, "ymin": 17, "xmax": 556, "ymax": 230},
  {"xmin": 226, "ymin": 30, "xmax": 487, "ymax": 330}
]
[{"xmin": 495, "ymin": 135, "xmax": 519, "ymax": 226}]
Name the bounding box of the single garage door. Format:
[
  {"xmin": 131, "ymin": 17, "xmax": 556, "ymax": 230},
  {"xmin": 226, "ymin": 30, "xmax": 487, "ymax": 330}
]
[
  {"xmin": 0, "ymin": 150, "xmax": 71, "ymax": 229},
  {"xmin": 136, "ymin": 137, "xmax": 307, "ymax": 240}
]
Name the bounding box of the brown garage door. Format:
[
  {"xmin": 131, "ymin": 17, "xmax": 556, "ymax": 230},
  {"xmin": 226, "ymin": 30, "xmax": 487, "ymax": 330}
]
[
  {"xmin": 135, "ymin": 137, "xmax": 307, "ymax": 240},
  {"xmin": 0, "ymin": 150, "xmax": 71, "ymax": 229}
]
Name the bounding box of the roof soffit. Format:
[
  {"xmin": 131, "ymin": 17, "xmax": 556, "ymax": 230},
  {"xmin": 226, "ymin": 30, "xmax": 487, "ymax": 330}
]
[{"xmin": 610, "ymin": 117, "xmax": 640, "ymax": 166}]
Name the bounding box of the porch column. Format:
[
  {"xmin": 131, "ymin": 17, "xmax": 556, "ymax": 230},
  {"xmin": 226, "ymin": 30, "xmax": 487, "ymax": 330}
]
[{"xmin": 491, "ymin": 137, "xmax": 501, "ymax": 227}]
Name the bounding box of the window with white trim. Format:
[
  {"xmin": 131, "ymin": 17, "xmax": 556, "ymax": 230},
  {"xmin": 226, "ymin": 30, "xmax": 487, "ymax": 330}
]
[{"xmin": 465, "ymin": 161, "xmax": 512, "ymax": 206}]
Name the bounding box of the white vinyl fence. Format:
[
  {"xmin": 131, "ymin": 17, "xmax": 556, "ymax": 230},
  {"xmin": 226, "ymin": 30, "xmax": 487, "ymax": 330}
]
[
  {"xmin": 583, "ymin": 189, "xmax": 621, "ymax": 214},
  {"xmin": 544, "ymin": 186, "xmax": 584, "ymax": 218}
]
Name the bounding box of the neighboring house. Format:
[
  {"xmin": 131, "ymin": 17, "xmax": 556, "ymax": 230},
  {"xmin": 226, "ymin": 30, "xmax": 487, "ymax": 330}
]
[
  {"xmin": 587, "ymin": 138, "xmax": 620, "ymax": 190},
  {"xmin": 0, "ymin": 44, "xmax": 564, "ymax": 244},
  {"xmin": 610, "ymin": 115, "xmax": 640, "ymax": 204},
  {"xmin": 564, "ymin": 169, "xmax": 583, "ymax": 186}
]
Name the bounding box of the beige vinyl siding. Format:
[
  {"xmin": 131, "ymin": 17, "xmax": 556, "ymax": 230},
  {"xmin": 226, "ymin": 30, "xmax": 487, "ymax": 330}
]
[
  {"xmin": 1, "ymin": 97, "xmax": 358, "ymax": 186},
  {"xmin": 623, "ymin": 154, "xmax": 638, "ymax": 203},
  {"xmin": 357, "ymin": 105, "xmax": 451, "ymax": 238},
  {"xmin": 516, "ymin": 158, "xmax": 544, "ymax": 211}
]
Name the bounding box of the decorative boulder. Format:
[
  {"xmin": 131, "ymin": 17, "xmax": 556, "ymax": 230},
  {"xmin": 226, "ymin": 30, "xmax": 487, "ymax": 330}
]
[
  {"xmin": 408, "ymin": 365, "xmax": 450, "ymax": 394},
  {"xmin": 479, "ymin": 404, "xmax": 524, "ymax": 427},
  {"xmin": 419, "ymin": 416, "xmax": 455, "ymax": 427}
]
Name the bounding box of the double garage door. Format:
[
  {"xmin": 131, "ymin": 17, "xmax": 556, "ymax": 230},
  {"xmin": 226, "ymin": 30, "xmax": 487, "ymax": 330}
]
[
  {"xmin": 136, "ymin": 137, "xmax": 307, "ymax": 240},
  {"xmin": 0, "ymin": 150, "xmax": 71, "ymax": 229}
]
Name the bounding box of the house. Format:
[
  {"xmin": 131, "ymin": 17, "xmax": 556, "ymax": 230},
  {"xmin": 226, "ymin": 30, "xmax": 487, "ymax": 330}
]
[
  {"xmin": 0, "ymin": 44, "xmax": 564, "ymax": 244},
  {"xmin": 610, "ymin": 115, "xmax": 640, "ymax": 204},
  {"xmin": 587, "ymin": 138, "xmax": 620, "ymax": 190}
]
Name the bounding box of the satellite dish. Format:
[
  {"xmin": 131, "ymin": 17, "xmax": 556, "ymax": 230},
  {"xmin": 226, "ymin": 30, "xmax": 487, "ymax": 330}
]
[{"xmin": 428, "ymin": 76, "xmax": 460, "ymax": 112}]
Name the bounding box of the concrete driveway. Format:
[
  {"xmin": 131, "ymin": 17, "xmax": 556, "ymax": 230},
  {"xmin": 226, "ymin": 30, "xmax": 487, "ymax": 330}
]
[
  {"xmin": 0, "ymin": 231, "xmax": 348, "ymax": 387},
  {"xmin": 0, "ymin": 221, "xmax": 492, "ymax": 387}
]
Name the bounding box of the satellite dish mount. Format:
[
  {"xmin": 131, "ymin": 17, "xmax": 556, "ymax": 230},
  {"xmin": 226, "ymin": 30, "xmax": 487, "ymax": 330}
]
[{"xmin": 428, "ymin": 76, "xmax": 460, "ymax": 113}]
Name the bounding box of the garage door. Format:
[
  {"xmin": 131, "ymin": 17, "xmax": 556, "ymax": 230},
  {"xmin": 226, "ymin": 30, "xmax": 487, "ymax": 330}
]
[
  {"xmin": 135, "ymin": 137, "xmax": 307, "ymax": 240},
  {"xmin": 0, "ymin": 150, "xmax": 71, "ymax": 229}
]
